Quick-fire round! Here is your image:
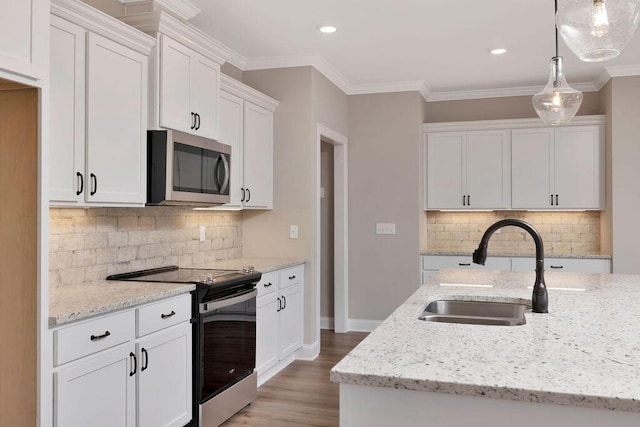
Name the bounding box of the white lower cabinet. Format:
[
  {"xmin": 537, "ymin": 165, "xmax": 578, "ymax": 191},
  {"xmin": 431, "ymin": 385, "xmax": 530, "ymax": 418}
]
[
  {"xmin": 53, "ymin": 294, "xmax": 192, "ymax": 427},
  {"xmin": 420, "ymin": 255, "xmax": 611, "ymax": 284},
  {"xmin": 255, "ymin": 264, "xmax": 304, "ymax": 385}
]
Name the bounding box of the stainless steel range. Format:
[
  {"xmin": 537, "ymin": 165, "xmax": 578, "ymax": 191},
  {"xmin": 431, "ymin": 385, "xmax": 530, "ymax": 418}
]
[{"xmin": 107, "ymin": 265, "xmax": 262, "ymax": 427}]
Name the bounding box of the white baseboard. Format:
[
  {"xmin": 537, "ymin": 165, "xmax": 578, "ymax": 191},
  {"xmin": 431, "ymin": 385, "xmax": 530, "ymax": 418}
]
[
  {"xmin": 257, "ymin": 354, "xmax": 295, "ymax": 387},
  {"xmin": 320, "ymin": 316, "xmax": 334, "ymax": 330},
  {"xmin": 348, "ymin": 318, "xmax": 381, "ymax": 332},
  {"xmin": 295, "ymin": 340, "xmax": 320, "ymax": 360}
]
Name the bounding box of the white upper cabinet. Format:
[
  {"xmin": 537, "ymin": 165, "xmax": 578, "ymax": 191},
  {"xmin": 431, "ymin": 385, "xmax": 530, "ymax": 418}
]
[
  {"xmin": 512, "ymin": 125, "xmax": 604, "ymax": 209},
  {"xmin": 49, "ymin": 1, "xmax": 154, "ymax": 207},
  {"xmin": 426, "ymin": 129, "xmax": 510, "ymax": 209},
  {"xmin": 424, "ymin": 116, "xmax": 605, "ymax": 211},
  {"xmin": 0, "ymin": 0, "xmax": 47, "ymax": 80},
  {"xmin": 159, "ymin": 35, "xmax": 220, "ymax": 139},
  {"xmin": 218, "ymin": 75, "xmax": 278, "ymax": 210}
]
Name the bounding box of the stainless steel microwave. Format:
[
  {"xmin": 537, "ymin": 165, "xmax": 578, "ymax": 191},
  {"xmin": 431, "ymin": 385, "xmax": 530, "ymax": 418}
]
[{"xmin": 147, "ymin": 129, "xmax": 231, "ymax": 206}]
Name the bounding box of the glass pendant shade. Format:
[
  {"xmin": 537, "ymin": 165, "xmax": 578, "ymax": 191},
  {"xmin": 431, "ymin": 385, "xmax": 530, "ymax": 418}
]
[
  {"xmin": 532, "ymin": 57, "xmax": 583, "ymax": 125},
  {"xmin": 556, "ymin": 0, "xmax": 640, "ymax": 62}
]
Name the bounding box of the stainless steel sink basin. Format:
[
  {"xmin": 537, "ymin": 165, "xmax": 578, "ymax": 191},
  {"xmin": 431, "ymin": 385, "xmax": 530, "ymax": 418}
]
[{"xmin": 418, "ymin": 300, "xmax": 527, "ymax": 326}]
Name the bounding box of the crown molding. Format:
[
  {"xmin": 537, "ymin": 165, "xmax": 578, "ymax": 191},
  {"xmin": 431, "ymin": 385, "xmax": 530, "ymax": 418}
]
[
  {"xmin": 221, "ymin": 74, "xmax": 279, "ymax": 112},
  {"xmin": 605, "ymin": 64, "xmax": 640, "ymax": 78},
  {"xmin": 423, "ymin": 114, "xmax": 606, "ymax": 132},
  {"xmin": 349, "ymin": 80, "xmax": 425, "ymax": 95},
  {"xmin": 119, "ymin": 10, "xmax": 232, "ymax": 64},
  {"xmin": 51, "ymin": 0, "xmax": 156, "ymax": 55},
  {"xmin": 120, "ymin": 0, "xmax": 200, "ymax": 21}
]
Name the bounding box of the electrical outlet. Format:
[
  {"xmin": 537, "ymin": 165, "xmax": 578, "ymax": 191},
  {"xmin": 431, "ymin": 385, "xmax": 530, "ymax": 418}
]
[
  {"xmin": 376, "ymin": 223, "xmax": 396, "ymax": 235},
  {"xmin": 290, "ymin": 225, "xmax": 299, "ymax": 239},
  {"xmin": 199, "ymin": 226, "xmax": 206, "ymax": 242}
]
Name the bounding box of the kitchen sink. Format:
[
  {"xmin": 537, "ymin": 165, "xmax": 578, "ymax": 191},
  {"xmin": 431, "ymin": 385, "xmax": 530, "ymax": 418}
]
[{"xmin": 418, "ymin": 300, "xmax": 527, "ymax": 326}]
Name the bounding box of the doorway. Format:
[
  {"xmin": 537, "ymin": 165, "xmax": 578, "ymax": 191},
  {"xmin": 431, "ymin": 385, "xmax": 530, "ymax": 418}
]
[
  {"xmin": 320, "ymin": 141, "xmax": 335, "ymax": 329},
  {"xmin": 315, "ymin": 124, "xmax": 348, "ymax": 336}
]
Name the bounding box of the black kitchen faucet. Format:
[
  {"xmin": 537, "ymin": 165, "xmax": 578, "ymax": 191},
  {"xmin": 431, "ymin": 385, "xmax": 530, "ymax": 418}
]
[{"xmin": 472, "ymin": 219, "xmax": 549, "ymax": 313}]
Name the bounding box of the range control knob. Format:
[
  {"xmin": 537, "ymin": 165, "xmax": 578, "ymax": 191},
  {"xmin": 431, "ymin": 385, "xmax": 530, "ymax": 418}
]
[{"xmin": 242, "ymin": 266, "xmax": 255, "ymax": 273}]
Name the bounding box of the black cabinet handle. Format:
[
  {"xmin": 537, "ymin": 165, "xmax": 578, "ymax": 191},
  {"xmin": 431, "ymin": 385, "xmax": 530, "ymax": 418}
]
[
  {"xmin": 462, "ymin": 195, "xmax": 466, "ymax": 206},
  {"xmin": 141, "ymin": 348, "xmax": 148, "ymax": 371},
  {"xmin": 241, "ymin": 188, "xmax": 245, "ymax": 202},
  {"xmin": 76, "ymin": 172, "xmax": 84, "ymax": 195},
  {"xmin": 550, "ymin": 194, "xmax": 554, "ymax": 206},
  {"xmin": 288, "ymin": 275, "xmax": 296, "ymax": 280},
  {"xmin": 277, "ymin": 297, "xmax": 281, "ymax": 312},
  {"xmin": 195, "ymin": 113, "xmax": 201, "ymax": 130},
  {"xmin": 160, "ymin": 310, "xmax": 176, "ymax": 319},
  {"xmin": 90, "ymin": 331, "xmax": 110, "ymax": 341},
  {"xmin": 282, "ymin": 295, "xmax": 287, "ymax": 310},
  {"xmin": 190, "ymin": 112, "xmax": 196, "ymax": 130},
  {"xmin": 130, "ymin": 352, "xmax": 137, "ymax": 376},
  {"xmin": 90, "ymin": 173, "xmax": 97, "ymax": 196},
  {"xmin": 246, "ymin": 188, "xmax": 251, "ymax": 203},
  {"xmin": 467, "ymin": 195, "xmax": 470, "ymax": 206},
  {"xmin": 264, "ymin": 282, "xmax": 273, "ymax": 288},
  {"xmin": 458, "ymin": 263, "xmax": 471, "ymax": 266},
  {"xmin": 556, "ymin": 194, "xmax": 559, "ymax": 206},
  {"xmin": 550, "ymin": 265, "xmax": 564, "ymax": 269}
]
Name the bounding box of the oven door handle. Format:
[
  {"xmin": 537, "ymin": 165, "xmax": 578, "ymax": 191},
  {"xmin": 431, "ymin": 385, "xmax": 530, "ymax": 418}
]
[{"xmin": 199, "ymin": 288, "xmax": 257, "ymax": 314}]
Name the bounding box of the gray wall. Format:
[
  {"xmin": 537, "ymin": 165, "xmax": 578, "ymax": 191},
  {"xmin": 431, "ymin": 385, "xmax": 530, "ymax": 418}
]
[
  {"xmin": 347, "ymin": 92, "xmax": 423, "ymax": 321},
  {"xmin": 221, "ymin": 62, "xmax": 244, "ymax": 82},
  {"xmin": 242, "ymin": 67, "xmax": 348, "ymax": 344},
  {"xmin": 423, "ymin": 92, "xmax": 604, "ymax": 123},
  {"xmin": 609, "ymin": 76, "xmax": 640, "ymax": 273}
]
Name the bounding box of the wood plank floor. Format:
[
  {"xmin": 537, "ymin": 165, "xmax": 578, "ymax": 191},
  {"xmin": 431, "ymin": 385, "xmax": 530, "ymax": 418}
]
[{"xmin": 222, "ymin": 330, "xmax": 368, "ymax": 427}]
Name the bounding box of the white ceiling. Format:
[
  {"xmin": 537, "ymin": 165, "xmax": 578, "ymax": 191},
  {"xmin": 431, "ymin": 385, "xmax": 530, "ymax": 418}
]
[{"xmin": 187, "ymin": 0, "xmax": 640, "ymax": 101}]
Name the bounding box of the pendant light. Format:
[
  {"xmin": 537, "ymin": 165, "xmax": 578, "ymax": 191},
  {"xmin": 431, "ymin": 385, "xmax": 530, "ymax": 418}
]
[
  {"xmin": 533, "ymin": 0, "xmax": 583, "ymax": 125},
  {"xmin": 556, "ymin": 0, "xmax": 640, "ymax": 62}
]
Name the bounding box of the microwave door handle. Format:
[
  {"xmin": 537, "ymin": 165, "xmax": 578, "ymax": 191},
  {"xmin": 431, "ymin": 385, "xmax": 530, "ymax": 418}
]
[{"xmin": 218, "ymin": 154, "xmax": 230, "ymax": 194}]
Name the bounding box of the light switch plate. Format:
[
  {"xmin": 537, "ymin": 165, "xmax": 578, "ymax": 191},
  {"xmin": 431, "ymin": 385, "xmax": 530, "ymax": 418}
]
[
  {"xmin": 376, "ymin": 223, "xmax": 396, "ymax": 235},
  {"xmin": 290, "ymin": 225, "xmax": 299, "ymax": 239}
]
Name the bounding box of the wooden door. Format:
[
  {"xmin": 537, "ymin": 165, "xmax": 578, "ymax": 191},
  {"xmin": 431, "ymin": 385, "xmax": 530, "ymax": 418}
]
[{"xmin": 0, "ymin": 85, "xmax": 38, "ymax": 427}]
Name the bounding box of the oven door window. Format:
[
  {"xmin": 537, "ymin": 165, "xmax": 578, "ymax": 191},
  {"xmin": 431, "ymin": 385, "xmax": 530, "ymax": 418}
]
[{"xmin": 201, "ymin": 298, "xmax": 256, "ymax": 402}]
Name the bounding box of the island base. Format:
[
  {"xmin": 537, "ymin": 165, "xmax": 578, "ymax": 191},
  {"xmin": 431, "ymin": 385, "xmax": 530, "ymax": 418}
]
[{"xmin": 339, "ymin": 383, "xmax": 639, "ymax": 427}]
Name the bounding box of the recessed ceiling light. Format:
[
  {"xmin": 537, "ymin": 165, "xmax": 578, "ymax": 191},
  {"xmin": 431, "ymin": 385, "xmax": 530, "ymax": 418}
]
[
  {"xmin": 317, "ymin": 25, "xmax": 337, "ymax": 34},
  {"xmin": 490, "ymin": 48, "xmax": 507, "ymax": 55}
]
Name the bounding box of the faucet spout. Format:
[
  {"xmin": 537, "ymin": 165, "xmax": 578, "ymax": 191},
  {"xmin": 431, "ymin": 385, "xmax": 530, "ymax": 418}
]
[{"xmin": 472, "ymin": 219, "xmax": 548, "ymax": 313}]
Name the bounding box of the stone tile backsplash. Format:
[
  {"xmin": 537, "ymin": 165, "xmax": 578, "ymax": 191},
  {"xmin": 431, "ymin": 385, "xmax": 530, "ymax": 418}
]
[
  {"xmin": 50, "ymin": 207, "xmax": 242, "ymax": 287},
  {"xmin": 426, "ymin": 211, "xmax": 601, "ymax": 255}
]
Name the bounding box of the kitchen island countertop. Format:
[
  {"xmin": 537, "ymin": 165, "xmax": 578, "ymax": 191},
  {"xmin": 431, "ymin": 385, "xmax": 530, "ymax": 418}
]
[
  {"xmin": 420, "ymin": 250, "xmax": 612, "ymax": 259},
  {"xmin": 331, "ymin": 269, "xmax": 640, "ymax": 413}
]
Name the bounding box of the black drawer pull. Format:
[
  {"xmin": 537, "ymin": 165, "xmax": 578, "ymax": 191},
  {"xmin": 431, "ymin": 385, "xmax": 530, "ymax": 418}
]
[
  {"xmin": 130, "ymin": 352, "xmax": 136, "ymax": 376},
  {"xmin": 277, "ymin": 297, "xmax": 282, "ymax": 312},
  {"xmin": 141, "ymin": 348, "xmax": 148, "ymax": 371},
  {"xmin": 90, "ymin": 331, "xmax": 110, "ymax": 341},
  {"xmin": 160, "ymin": 310, "xmax": 176, "ymax": 319},
  {"xmin": 458, "ymin": 263, "xmax": 471, "ymax": 266},
  {"xmin": 282, "ymin": 295, "xmax": 287, "ymax": 310},
  {"xmin": 90, "ymin": 173, "xmax": 97, "ymax": 196},
  {"xmin": 76, "ymin": 172, "xmax": 84, "ymax": 195},
  {"xmin": 264, "ymin": 282, "xmax": 273, "ymax": 287},
  {"xmin": 550, "ymin": 265, "xmax": 564, "ymax": 269},
  {"xmin": 288, "ymin": 275, "xmax": 296, "ymax": 280}
]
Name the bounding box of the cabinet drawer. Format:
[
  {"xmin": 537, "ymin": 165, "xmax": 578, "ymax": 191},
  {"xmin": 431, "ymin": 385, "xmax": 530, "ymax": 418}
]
[
  {"xmin": 278, "ymin": 265, "xmax": 304, "ymax": 290},
  {"xmin": 512, "ymin": 257, "xmax": 611, "ymax": 273},
  {"xmin": 257, "ymin": 271, "xmax": 278, "ymax": 297},
  {"xmin": 422, "ymin": 255, "xmax": 511, "ymax": 271},
  {"xmin": 54, "ymin": 310, "xmax": 134, "ymax": 366},
  {"xmin": 136, "ymin": 294, "xmax": 191, "ymax": 337}
]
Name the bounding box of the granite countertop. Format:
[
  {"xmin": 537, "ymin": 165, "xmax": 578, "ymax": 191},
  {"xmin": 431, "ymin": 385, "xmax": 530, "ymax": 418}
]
[
  {"xmin": 421, "ymin": 250, "xmax": 612, "ymax": 259},
  {"xmin": 331, "ymin": 269, "xmax": 640, "ymax": 413},
  {"xmin": 49, "ymin": 257, "xmax": 306, "ymax": 327}
]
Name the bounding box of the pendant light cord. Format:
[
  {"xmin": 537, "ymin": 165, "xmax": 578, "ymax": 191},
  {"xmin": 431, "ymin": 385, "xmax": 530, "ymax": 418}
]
[{"xmin": 555, "ymin": 0, "xmax": 559, "ymax": 57}]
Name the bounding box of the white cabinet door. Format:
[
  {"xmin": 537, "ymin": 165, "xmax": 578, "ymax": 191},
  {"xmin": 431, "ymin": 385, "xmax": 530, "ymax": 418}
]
[
  {"xmin": 256, "ymin": 292, "xmax": 279, "ymax": 375},
  {"xmin": 0, "ymin": 0, "xmax": 46, "ymax": 79},
  {"xmin": 191, "ymin": 54, "xmax": 220, "ymax": 139},
  {"xmin": 426, "ymin": 132, "xmax": 465, "ymax": 209},
  {"xmin": 49, "ymin": 16, "xmax": 85, "ymax": 203},
  {"xmin": 243, "ymin": 102, "xmax": 274, "ymax": 209},
  {"xmin": 554, "ymin": 126, "xmax": 602, "ymax": 209},
  {"xmin": 511, "ymin": 128, "xmax": 554, "ymax": 209},
  {"xmin": 278, "ymin": 283, "xmax": 303, "ymax": 360},
  {"xmin": 465, "ymin": 130, "xmax": 510, "ymax": 209},
  {"xmin": 219, "ymin": 91, "xmax": 245, "ymax": 207},
  {"xmin": 159, "ymin": 35, "xmax": 192, "ymax": 134},
  {"xmin": 136, "ymin": 323, "xmax": 192, "ymax": 427},
  {"xmin": 55, "ymin": 343, "xmax": 135, "ymax": 427},
  {"xmin": 86, "ymin": 32, "xmax": 147, "ymax": 204}
]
